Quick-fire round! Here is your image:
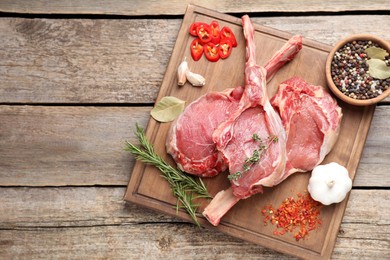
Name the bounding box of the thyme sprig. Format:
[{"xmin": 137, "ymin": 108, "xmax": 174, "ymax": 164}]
[
  {"xmin": 125, "ymin": 124, "xmax": 211, "ymax": 226},
  {"xmin": 228, "ymin": 134, "xmax": 279, "ymax": 181}
]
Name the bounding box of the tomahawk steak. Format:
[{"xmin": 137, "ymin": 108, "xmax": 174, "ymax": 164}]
[
  {"xmin": 166, "ymin": 33, "xmax": 302, "ymax": 177},
  {"xmin": 203, "ymin": 15, "xmax": 288, "ymax": 226}
]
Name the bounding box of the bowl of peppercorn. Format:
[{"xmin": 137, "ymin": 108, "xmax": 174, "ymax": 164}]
[{"xmin": 326, "ymin": 34, "xmax": 390, "ymax": 106}]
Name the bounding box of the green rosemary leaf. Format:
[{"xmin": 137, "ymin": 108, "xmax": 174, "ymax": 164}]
[{"xmin": 125, "ymin": 123, "xmax": 211, "ymax": 227}]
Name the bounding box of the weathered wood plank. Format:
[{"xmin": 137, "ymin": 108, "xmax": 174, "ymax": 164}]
[
  {"xmin": 1, "ymin": 16, "xmax": 389, "ymax": 104},
  {"xmin": 0, "ymin": 18, "xmax": 175, "ymax": 103},
  {"xmin": 1, "ymin": 224, "xmax": 387, "ymax": 259},
  {"xmin": 0, "ymin": 225, "xmax": 296, "ymax": 259},
  {"xmin": 0, "ymin": 187, "xmax": 388, "ymax": 259},
  {"xmin": 0, "ymin": 106, "xmax": 149, "ymax": 186},
  {"xmin": 0, "ymin": 105, "xmax": 389, "ymax": 186},
  {"xmin": 1, "ymin": 187, "xmax": 388, "ymax": 227},
  {"xmin": 356, "ymin": 105, "xmax": 390, "ymax": 187},
  {"xmin": 0, "ymin": 187, "xmax": 176, "ymax": 228},
  {"xmin": 2, "ymin": 224, "xmax": 386, "ymax": 259},
  {"xmin": 0, "ymin": 1, "xmax": 389, "ymax": 15}
]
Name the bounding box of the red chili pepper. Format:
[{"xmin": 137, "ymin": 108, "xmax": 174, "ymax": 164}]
[
  {"xmin": 220, "ymin": 26, "xmax": 237, "ymax": 47},
  {"xmin": 190, "ymin": 38, "xmax": 203, "ymax": 61},
  {"xmin": 203, "ymin": 42, "xmax": 220, "ymax": 62},
  {"xmin": 218, "ymin": 38, "xmax": 233, "ymax": 59},
  {"xmin": 189, "ymin": 22, "xmax": 201, "ymax": 36},
  {"xmin": 196, "ymin": 23, "xmax": 212, "ymax": 44},
  {"xmin": 209, "ymin": 20, "xmax": 221, "ymax": 45}
]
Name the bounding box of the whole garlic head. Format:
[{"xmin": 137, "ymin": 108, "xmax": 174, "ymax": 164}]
[{"xmin": 308, "ymin": 162, "xmax": 352, "ymax": 205}]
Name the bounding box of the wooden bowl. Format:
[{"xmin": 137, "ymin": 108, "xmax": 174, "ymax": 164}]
[{"xmin": 325, "ymin": 34, "xmax": 390, "ymax": 106}]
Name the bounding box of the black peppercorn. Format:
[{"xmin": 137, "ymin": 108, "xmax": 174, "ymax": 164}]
[{"xmin": 330, "ymin": 40, "xmax": 388, "ymax": 100}]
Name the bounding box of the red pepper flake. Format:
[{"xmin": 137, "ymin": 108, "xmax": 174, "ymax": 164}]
[{"xmin": 261, "ymin": 192, "xmax": 323, "ymax": 241}]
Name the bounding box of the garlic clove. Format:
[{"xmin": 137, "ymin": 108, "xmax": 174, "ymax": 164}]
[
  {"xmin": 186, "ymin": 71, "xmax": 206, "ymax": 87},
  {"xmin": 177, "ymin": 57, "xmax": 189, "ymax": 86}
]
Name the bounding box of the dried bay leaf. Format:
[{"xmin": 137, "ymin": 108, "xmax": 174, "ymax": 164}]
[
  {"xmin": 367, "ymin": 59, "xmax": 390, "ymax": 80},
  {"xmin": 151, "ymin": 96, "xmax": 185, "ymax": 122},
  {"xmin": 365, "ymin": 47, "xmax": 389, "ymax": 60}
]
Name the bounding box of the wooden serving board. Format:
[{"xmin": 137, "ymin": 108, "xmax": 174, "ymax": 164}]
[{"xmin": 124, "ymin": 4, "xmax": 375, "ymax": 259}]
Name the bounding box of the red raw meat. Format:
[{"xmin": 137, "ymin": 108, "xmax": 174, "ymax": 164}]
[
  {"xmin": 271, "ymin": 77, "xmax": 343, "ymax": 182},
  {"xmin": 166, "ymin": 87, "xmax": 243, "ymax": 177},
  {"xmin": 203, "ymin": 45, "xmax": 343, "ymax": 226},
  {"xmin": 166, "ymin": 32, "xmax": 302, "ymax": 177},
  {"xmin": 203, "ymin": 15, "xmax": 288, "ymax": 226}
]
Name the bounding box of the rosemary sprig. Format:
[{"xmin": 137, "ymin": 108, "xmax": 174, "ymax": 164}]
[{"xmin": 124, "ymin": 124, "xmax": 211, "ymax": 226}]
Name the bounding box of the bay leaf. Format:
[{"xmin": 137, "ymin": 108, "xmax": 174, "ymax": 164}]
[
  {"xmin": 367, "ymin": 59, "xmax": 390, "ymax": 80},
  {"xmin": 151, "ymin": 96, "xmax": 185, "ymax": 122},
  {"xmin": 365, "ymin": 47, "xmax": 389, "ymax": 60}
]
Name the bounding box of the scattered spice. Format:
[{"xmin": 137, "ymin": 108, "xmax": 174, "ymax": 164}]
[
  {"xmin": 330, "ymin": 40, "xmax": 390, "ymax": 100},
  {"xmin": 261, "ymin": 192, "xmax": 323, "ymax": 241}
]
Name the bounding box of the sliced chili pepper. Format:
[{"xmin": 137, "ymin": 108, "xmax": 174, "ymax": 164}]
[
  {"xmin": 204, "ymin": 42, "xmax": 220, "ymax": 62},
  {"xmin": 209, "ymin": 20, "xmax": 221, "ymax": 45},
  {"xmin": 196, "ymin": 23, "xmax": 212, "ymax": 44},
  {"xmin": 189, "ymin": 22, "xmax": 201, "ymax": 36},
  {"xmin": 218, "ymin": 38, "xmax": 233, "ymax": 59},
  {"xmin": 190, "ymin": 38, "xmax": 203, "ymax": 61},
  {"xmin": 220, "ymin": 26, "xmax": 237, "ymax": 47}
]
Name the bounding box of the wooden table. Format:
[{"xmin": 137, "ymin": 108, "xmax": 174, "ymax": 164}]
[{"xmin": 0, "ymin": 1, "xmax": 389, "ymax": 259}]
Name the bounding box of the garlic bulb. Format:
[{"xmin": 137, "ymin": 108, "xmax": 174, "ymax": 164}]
[
  {"xmin": 186, "ymin": 71, "xmax": 206, "ymax": 87},
  {"xmin": 307, "ymin": 162, "xmax": 352, "ymax": 205},
  {"xmin": 177, "ymin": 58, "xmax": 189, "ymax": 86}
]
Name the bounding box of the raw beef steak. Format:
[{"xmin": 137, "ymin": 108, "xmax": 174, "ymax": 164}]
[
  {"xmin": 203, "ymin": 15, "xmax": 288, "ymax": 226},
  {"xmin": 166, "ymin": 86, "xmax": 243, "ymax": 177},
  {"xmin": 166, "ymin": 34, "xmax": 302, "ymax": 177},
  {"xmin": 271, "ymin": 76, "xmax": 343, "ymax": 182}
]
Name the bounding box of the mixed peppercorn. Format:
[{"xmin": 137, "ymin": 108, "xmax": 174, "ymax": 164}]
[
  {"xmin": 330, "ymin": 40, "xmax": 390, "ymax": 100},
  {"xmin": 261, "ymin": 192, "xmax": 323, "ymax": 241}
]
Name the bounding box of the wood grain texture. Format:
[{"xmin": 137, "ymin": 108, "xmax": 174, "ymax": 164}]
[
  {"xmin": 0, "ymin": 1, "xmax": 389, "ymax": 15},
  {"xmin": 0, "ymin": 187, "xmax": 388, "ymax": 259},
  {"xmin": 0, "ymin": 18, "xmax": 175, "ymax": 103},
  {"xmin": 0, "ymin": 105, "xmax": 149, "ymax": 186},
  {"xmin": 1, "ymin": 16, "xmax": 389, "ymax": 104},
  {"xmin": 0, "ymin": 105, "xmax": 389, "ymax": 187},
  {"xmin": 355, "ymin": 105, "xmax": 390, "ymax": 187},
  {"xmin": 0, "ymin": 1, "xmax": 389, "ymax": 259}
]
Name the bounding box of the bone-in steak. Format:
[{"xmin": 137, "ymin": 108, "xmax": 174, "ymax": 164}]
[
  {"xmin": 166, "ymin": 87, "xmax": 243, "ymax": 177},
  {"xmin": 166, "ymin": 34, "xmax": 302, "ymax": 178},
  {"xmin": 271, "ymin": 76, "xmax": 343, "ymax": 183},
  {"xmin": 203, "ymin": 15, "xmax": 288, "ymax": 226}
]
